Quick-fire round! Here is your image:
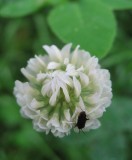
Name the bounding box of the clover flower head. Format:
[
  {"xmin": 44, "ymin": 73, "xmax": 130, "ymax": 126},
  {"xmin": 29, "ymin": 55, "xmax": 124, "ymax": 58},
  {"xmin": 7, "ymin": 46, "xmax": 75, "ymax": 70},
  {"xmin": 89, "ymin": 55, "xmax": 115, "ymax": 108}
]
[{"xmin": 14, "ymin": 43, "xmax": 112, "ymax": 137}]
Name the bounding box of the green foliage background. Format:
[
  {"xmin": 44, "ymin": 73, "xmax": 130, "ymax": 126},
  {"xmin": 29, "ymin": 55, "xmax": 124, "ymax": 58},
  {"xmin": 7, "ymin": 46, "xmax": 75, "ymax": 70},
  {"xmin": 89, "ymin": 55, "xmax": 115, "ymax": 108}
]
[{"xmin": 0, "ymin": 0, "xmax": 132, "ymax": 160}]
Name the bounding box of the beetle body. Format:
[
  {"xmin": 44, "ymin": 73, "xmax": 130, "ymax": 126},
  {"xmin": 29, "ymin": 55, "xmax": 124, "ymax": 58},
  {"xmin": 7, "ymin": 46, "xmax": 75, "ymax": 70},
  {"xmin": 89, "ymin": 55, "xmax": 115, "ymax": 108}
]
[{"xmin": 75, "ymin": 111, "xmax": 89, "ymax": 129}]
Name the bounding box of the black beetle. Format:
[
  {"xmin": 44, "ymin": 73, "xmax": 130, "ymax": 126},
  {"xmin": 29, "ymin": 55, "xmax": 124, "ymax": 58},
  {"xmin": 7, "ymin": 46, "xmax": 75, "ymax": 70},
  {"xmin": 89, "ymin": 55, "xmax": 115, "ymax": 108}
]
[{"xmin": 75, "ymin": 111, "xmax": 89, "ymax": 130}]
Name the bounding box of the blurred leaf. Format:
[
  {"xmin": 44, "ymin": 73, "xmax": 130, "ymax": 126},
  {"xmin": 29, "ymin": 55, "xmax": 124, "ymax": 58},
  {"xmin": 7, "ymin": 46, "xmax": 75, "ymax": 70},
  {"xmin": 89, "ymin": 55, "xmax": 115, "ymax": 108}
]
[
  {"xmin": 0, "ymin": 0, "xmax": 3, "ymax": 7},
  {"xmin": 101, "ymin": 49, "xmax": 132, "ymax": 67},
  {"xmin": 13, "ymin": 124, "xmax": 60, "ymax": 160},
  {"xmin": 14, "ymin": 123, "xmax": 45, "ymax": 148},
  {"xmin": 0, "ymin": 150, "xmax": 7, "ymax": 160},
  {"xmin": 0, "ymin": 0, "xmax": 46, "ymax": 18},
  {"xmin": 48, "ymin": 0, "xmax": 67, "ymax": 6},
  {"xmin": 33, "ymin": 13, "xmax": 52, "ymax": 53},
  {"xmin": 101, "ymin": 0, "xmax": 132, "ymax": 10},
  {"xmin": 4, "ymin": 19, "xmax": 23, "ymax": 46},
  {"xmin": 0, "ymin": 95, "xmax": 21, "ymax": 126},
  {"xmin": 101, "ymin": 97, "xmax": 132, "ymax": 133},
  {"xmin": 89, "ymin": 133, "xmax": 127, "ymax": 160},
  {"xmin": 101, "ymin": 26, "xmax": 132, "ymax": 67},
  {"xmin": 101, "ymin": 28, "xmax": 132, "ymax": 96},
  {"xmin": 113, "ymin": 63, "xmax": 132, "ymax": 96},
  {"xmin": 48, "ymin": 0, "xmax": 116, "ymax": 58},
  {"xmin": 33, "ymin": 13, "xmax": 64, "ymax": 54},
  {"xmin": 0, "ymin": 60, "xmax": 14, "ymax": 92}
]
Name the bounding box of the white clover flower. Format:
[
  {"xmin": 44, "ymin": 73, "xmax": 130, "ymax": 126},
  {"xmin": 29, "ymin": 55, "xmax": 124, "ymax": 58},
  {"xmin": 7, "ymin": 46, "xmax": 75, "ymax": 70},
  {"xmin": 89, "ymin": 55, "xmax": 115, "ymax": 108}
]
[{"xmin": 14, "ymin": 43, "xmax": 112, "ymax": 138}]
